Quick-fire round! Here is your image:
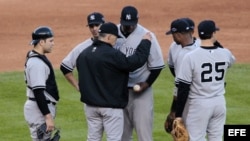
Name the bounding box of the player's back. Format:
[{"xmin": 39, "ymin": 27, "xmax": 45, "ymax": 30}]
[{"xmin": 178, "ymin": 46, "xmax": 235, "ymax": 99}]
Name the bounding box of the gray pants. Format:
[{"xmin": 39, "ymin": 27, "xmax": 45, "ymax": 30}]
[
  {"xmin": 182, "ymin": 96, "xmax": 226, "ymax": 141},
  {"xmin": 84, "ymin": 104, "xmax": 124, "ymax": 141},
  {"xmin": 121, "ymin": 87, "xmax": 154, "ymax": 141},
  {"xmin": 24, "ymin": 100, "xmax": 56, "ymax": 141}
]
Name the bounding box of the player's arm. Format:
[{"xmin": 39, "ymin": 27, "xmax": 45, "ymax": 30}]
[
  {"xmin": 169, "ymin": 66, "xmax": 175, "ymax": 77},
  {"xmin": 175, "ymin": 81, "xmax": 190, "ymax": 117},
  {"xmin": 65, "ymin": 72, "xmax": 79, "ymax": 91},
  {"xmin": 137, "ymin": 68, "xmax": 162, "ymax": 92},
  {"xmin": 143, "ymin": 33, "xmax": 164, "ymax": 88},
  {"xmin": 146, "ymin": 68, "xmax": 162, "ymax": 86},
  {"xmin": 33, "ymin": 88, "xmax": 54, "ymax": 131},
  {"xmin": 60, "ymin": 65, "xmax": 79, "ymax": 91},
  {"xmin": 213, "ymin": 40, "xmax": 223, "ymax": 48}
]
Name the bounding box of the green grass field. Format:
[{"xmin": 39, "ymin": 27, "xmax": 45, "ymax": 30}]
[{"xmin": 0, "ymin": 63, "xmax": 249, "ymax": 141}]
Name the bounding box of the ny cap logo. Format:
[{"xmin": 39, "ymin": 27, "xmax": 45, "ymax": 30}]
[
  {"xmin": 90, "ymin": 15, "xmax": 95, "ymax": 21},
  {"xmin": 171, "ymin": 28, "xmax": 177, "ymax": 32},
  {"xmin": 126, "ymin": 14, "xmax": 132, "ymax": 20}
]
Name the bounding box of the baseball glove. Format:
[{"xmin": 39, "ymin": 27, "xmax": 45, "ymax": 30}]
[
  {"xmin": 171, "ymin": 118, "xmax": 189, "ymax": 141},
  {"xmin": 164, "ymin": 113, "xmax": 175, "ymax": 133},
  {"xmin": 37, "ymin": 123, "xmax": 60, "ymax": 141}
]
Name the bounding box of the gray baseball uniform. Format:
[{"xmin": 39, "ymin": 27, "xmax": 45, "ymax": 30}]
[
  {"xmin": 24, "ymin": 51, "xmax": 57, "ymax": 141},
  {"xmin": 167, "ymin": 39, "xmax": 200, "ymax": 96},
  {"xmin": 115, "ymin": 24, "xmax": 165, "ymax": 141},
  {"xmin": 177, "ymin": 46, "xmax": 235, "ymax": 141},
  {"xmin": 61, "ymin": 38, "xmax": 93, "ymax": 72}
]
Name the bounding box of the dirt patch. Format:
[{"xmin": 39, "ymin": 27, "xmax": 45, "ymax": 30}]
[{"xmin": 0, "ymin": 0, "xmax": 249, "ymax": 72}]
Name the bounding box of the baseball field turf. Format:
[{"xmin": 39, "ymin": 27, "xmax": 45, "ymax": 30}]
[{"xmin": 0, "ymin": 63, "xmax": 249, "ymax": 141}]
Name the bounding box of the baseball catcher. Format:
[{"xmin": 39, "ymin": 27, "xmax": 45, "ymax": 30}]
[{"xmin": 171, "ymin": 118, "xmax": 189, "ymax": 141}]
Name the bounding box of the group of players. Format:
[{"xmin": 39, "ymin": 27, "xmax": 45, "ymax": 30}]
[{"xmin": 24, "ymin": 4, "xmax": 235, "ymax": 141}]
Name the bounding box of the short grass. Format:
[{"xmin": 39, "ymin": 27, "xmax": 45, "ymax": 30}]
[{"xmin": 0, "ymin": 63, "xmax": 249, "ymax": 141}]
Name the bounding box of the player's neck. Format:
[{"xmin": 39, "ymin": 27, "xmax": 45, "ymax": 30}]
[
  {"xmin": 181, "ymin": 37, "xmax": 194, "ymax": 48},
  {"xmin": 200, "ymin": 39, "xmax": 214, "ymax": 47},
  {"xmin": 33, "ymin": 48, "xmax": 44, "ymax": 55}
]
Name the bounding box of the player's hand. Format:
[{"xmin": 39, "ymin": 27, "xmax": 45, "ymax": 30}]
[
  {"xmin": 164, "ymin": 112, "xmax": 175, "ymax": 133},
  {"xmin": 45, "ymin": 114, "xmax": 55, "ymax": 132},
  {"xmin": 133, "ymin": 82, "xmax": 149, "ymax": 93},
  {"xmin": 142, "ymin": 32, "xmax": 152, "ymax": 41}
]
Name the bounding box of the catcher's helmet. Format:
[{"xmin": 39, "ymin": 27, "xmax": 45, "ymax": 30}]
[{"xmin": 30, "ymin": 26, "xmax": 54, "ymax": 45}]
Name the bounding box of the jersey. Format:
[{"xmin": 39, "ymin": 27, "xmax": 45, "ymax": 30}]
[
  {"xmin": 177, "ymin": 46, "xmax": 235, "ymax": 99},
  {"xmin": 174, "ymin": 43, "xmax": 198, "ymax": 86},
  {"xmin": 115, "ymin": 24, "xmax": 165, "ymax": 87},
  {"xmin": 24, "ymin": 51, "xmax": 59, "ymax": 102},
  {"xmin": 167, "ymin": 38, "xmax": 201, "ymax": 71},
  {"xmin": 61, "ymin": 38, "xmax": 93, "ymax": 72}
]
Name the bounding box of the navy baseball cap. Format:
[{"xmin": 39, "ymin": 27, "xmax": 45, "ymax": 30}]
[
  {"xmin": 120, "ymin": 6, "xmax": 139, "ymax": 26},
  {"xmin": 182, "ymin": 17, "xmax": 195, "ymax": 30},
  {"xmin": 198, "ymin": 20, "xmax": 219, "ymax": 36},
  {"xmin": 98, "ymin": 22, "xmax": 122, "ymax": 38},
  {"xmin": 166, "ymin": 19, "xmax": 191, "ymax": 35},
  {"xmin": 87, "ymin": 12, "xmax": 105, "ymax": 26}
]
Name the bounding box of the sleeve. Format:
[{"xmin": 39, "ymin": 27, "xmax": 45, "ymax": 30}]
[
  {"xmin": 61, "ymin": 41, "xmax": 91, "ymax": 75},
  {"xmin": 147, "ymin": 33, "xmax": 165, "ymax": 70},
  {"xmin": 175, "ymin": 55, "xmax": 192, "ymax": 117},
  {"xmin": 60, "ymin": 47, "xmax": 81, "ymax": 74},
  {"xmin": 167, "ymin": 42, "xmax": 179, "ymax": 77},
  {"xmin": 113, "ymin": 39, "xmax": 151, "ymax": 72},
  {"xmin": 169, "ymin": 67, "xmax": 175, "ymax": 77},
  {"xmin": 175, "ymin": 81, "xmax": 190, "ymax": 117},
  {"xmin": 146, "ymin": 68, "xmax": 162, "ymax": 86},
  {"xmin": 226, "ymin": 49, "xmax": 236, "ymax": 68},
  {"xmin": 33, "ymin": 89, "xmax": 50, "ymax": 115},
  {"xmin": 167, "ymin": 42, "xmax": 176, "ymax": 69}
]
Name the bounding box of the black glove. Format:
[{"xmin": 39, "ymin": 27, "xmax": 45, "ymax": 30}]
[
  {"xmin": 37, "ymin": 123, "xmax": 60, "ymax": 141},
  {"xmin": 37, "ymin": 123, "xmax": 47, "ymax": 139}
]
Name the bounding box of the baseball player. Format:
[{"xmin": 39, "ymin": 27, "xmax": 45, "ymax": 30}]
[
  {"xmin": 165, "ymin": 18, "xmax": 225, "ymax": 128},
  {"xmin": 167, "ymin": 17, "xmax": 200, "ymax": 77},
  {"xmin": 115, "ymin": 6, "xmax": 165, "ymax": 141},
  {"xmin": 164, "ymin": 18, "xmax": 198, "ymax": 130},
  {"xmin": 76, "ymin": 22, "xmax": 152, "ymax": 141},
  {"xmin": 60, "ymin": 12, "xmax": 105, "ymax": 91},
  {"xmin": 175, "ymin": 20, "xmax": 235, "ymax": 141},
  {"xmin": 24, "ymin": 26, "xmax": 59, "ymax": 141},
  {"xmin": 165, "ymin": 18, "xmax": 200, "ymax": 133}
]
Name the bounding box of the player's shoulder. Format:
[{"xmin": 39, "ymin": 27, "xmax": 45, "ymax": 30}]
[
  {"xmin": 218, "ymin": 47, "xmax": 235, "ymax": 56},
  {"xmin": 169, "ymin": 42, "xmax": 181, "ymax": 52},
  {"xmin": 182, "ymin": 46, "xmax": 200, "ymax": 57},
  {"xmin": 71, "ymin": 38, "xmax": 93, "ymax": 51},
  {"xmin": 137, "ymin": 24, "xmax": 154, "ymax": 34},
  {"xmin": 26, "ymin": 56, "xmax": 47, "ymax": 69},
  {"xmin": 194, "ymin": 38, "xmax": 201, "ymax": 46},
  {"xmin": 75, "ymin": 38, "xmax": 93, "ymax": 48},
  {"xmin": 169, "ymin": 42, "xmax": 180, "ymax": 49}
]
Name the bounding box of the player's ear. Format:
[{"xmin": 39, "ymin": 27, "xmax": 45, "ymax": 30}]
[
  {"xmin": 107, "ymin": 34, "xmax": 113, "ymax": 40},
  {"xmin": 38, "ymin": 39, "xmax": 47, "ymax": 47}
]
